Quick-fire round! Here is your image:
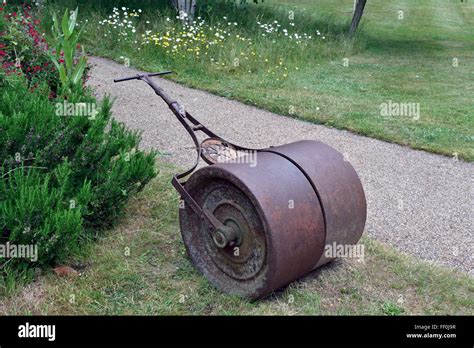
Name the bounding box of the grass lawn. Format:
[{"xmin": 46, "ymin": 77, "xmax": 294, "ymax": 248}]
[
  {"xmin": 1, "ymin": 163, "xmax": 472, "ymax": 315},
  {"xmin": 43, "ymin": 0, "xmax": 474, "ymax": 160}
]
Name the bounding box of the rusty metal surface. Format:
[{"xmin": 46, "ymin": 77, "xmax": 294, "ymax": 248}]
[
  {"xmin": 180, "ymin": 151, "xmax": 325, "ymax": 299},
  {"xmin": 264, "ymin": 140, "xmax": 367, "ymax": 267}
]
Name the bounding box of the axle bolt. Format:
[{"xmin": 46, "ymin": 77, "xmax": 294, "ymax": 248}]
[{"xmin": 213, "ymin": 226, "xmax": 237, "ymax": 249}]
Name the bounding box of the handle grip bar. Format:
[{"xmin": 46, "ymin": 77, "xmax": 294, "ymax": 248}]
[
  {"xmin": 113, "ymin": 71, "xmax": 173, "ymax": 83},
  {"xmin": 114, "ymin": 71, "xmax": 176, "ymax": 106}
]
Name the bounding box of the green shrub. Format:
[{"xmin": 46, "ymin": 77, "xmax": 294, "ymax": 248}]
[
  {"xmin": 0, "ymin": 74, "xmax": 157, "ymax": 273},
  {"xmin": 0, "ymin": 164, "xmax": 86, "ymax": 268},
  {"xmin": 1, "ymin": 3, "xmax": 157, "ymax": 279}
]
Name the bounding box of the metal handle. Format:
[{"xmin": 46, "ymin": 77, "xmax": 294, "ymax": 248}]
[
  {"xmin": 113, "ymin": 71, "xmax": 173, "ymax": 83},
  {"xmin": 113, "ymin": 71, "xmax": 260, "ymax": 248},
  {"xmin": 114, "ymin": 72, "xmax": 177, "ymax": 107}
]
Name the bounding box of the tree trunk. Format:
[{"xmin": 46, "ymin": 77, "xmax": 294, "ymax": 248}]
[
  {"xmin": 349, "ymin": 0, "xmax": 367, "ymax": 36},
  {"xmin": 171, "ymin": 0, "xmax": 197, "ymax": 21}
]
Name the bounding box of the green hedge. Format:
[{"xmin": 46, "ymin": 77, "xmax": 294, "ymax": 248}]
[{"xmin": 0, "ymin": 74, "xmax": 157, "ymax": 273}]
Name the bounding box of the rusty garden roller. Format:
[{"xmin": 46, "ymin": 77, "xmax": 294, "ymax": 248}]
[{"xmin": 114, "ymin": 72, "xmax": 367, "ymax": 299}]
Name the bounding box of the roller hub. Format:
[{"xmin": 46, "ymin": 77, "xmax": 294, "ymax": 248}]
[{"xmin": 200, "ymin": 180, "xmax": 267, "ymax": 280}]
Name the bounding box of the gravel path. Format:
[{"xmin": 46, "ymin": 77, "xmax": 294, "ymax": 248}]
[{"xmin": 88, "ymin": 56, "xmax": 473, "ymax": 275}]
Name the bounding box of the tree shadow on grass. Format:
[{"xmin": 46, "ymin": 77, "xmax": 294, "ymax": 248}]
[
  {"xmin": 197, "ymin": 0, "xmax": 351, "ymax": 37},
  {"xmin": 364, "ymin": 36, "xmax": 452, "ymax": 57}
]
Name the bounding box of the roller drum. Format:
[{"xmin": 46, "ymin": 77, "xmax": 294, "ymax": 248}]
[{"xmin": 179, "ymin": 140, "xmax": 366, "ymax": 299}]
